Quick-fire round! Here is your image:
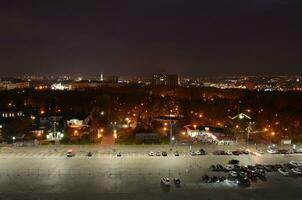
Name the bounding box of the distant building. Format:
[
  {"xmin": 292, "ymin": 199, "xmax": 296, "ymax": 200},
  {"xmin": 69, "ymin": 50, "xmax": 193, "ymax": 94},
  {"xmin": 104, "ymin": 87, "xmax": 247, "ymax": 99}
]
[
  {"xmin": 0, "ymin": 80, "xmax": 30, "ymax": 90},
  {"xmin": 107, "ymin": 76, "xmax": 118, "ymax": 83},
  {"xmin": 167, "ymin": 74, "xmax": 180, "ymax": 87},
  {"xmin": 152, "ymin": 74, "xmax": 168, "ymax": 86},
  {"xmin": 152, "ymin": 74, "xmax": 179, "ymax": 87}
]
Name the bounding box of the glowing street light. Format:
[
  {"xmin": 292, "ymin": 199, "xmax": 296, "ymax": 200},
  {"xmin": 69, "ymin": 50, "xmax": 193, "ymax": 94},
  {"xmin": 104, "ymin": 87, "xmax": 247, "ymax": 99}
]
[{"xmin": 271, "ymin": 131, "xmax": 275, "ymax": 136}]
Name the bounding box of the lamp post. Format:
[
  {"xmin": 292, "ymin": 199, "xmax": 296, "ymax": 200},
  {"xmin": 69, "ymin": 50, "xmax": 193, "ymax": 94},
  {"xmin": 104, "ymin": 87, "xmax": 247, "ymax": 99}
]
[{"xmin": 12, "ymin": 136, "xmax": 16, "ymax": 143}]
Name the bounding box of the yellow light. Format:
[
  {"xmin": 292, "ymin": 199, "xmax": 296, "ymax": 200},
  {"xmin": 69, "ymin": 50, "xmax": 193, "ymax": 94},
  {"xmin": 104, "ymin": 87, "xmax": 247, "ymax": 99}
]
[
  {"xmin": 113, "ymin": 133, "xmax": 117, "ymax": 139},
  {"xmin": 163, "ymin": 127, "xmax": 167, "ymax": 131},
  {"xmin": 164, "ymin": 122, "xmax": 168, "ymax": 126},
  {"xmin": 271, "ymin": 131, "xmax": 275, "ymax": 136},
  {"xmin": 181, "ymin": 131, "xmax": 186, "ymax": 136},
  {"xmin": 193, "ymin": 124, "xmax": 197, "ymax": 129},
  {"xmin": 40, "ymin": 110, "xmax": 45, "ymax": 115},
  {"xmin": 97, "ymin": 133, "xmax": 102, "ymax": 139},
  {"xmin": 263, "ymin": 128, "xmax": 268, "ymax": 132}
]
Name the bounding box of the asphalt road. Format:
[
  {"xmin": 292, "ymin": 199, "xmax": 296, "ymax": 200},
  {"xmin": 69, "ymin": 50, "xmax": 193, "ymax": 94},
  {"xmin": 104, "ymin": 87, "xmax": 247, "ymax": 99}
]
[{"xmin": 0, "ymin": 145, "xmax": 301, "ymax": 200}]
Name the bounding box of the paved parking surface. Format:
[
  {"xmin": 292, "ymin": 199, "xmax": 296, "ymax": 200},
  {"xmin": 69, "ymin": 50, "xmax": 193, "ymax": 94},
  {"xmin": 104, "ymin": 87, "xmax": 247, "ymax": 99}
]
[{"xmin": 0, "ymin": 145, "xmax": 302, "ymax": 200}]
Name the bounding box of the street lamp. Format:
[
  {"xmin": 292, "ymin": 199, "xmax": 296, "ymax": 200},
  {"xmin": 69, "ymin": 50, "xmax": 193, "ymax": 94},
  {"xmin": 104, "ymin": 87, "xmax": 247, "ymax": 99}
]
[{"xmin": 12, "ymin": 136, "xmax": 16, "ymax": 143}]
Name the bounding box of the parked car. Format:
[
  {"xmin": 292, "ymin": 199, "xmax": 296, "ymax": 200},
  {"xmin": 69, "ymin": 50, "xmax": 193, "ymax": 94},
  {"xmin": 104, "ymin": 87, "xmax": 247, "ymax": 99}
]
[
  {"xmin": 229, "ymin": 171, "xmax": 238, "ymax": 178},
  {"xmin": 218, "ymin": 176, "xmax": 226, "ymax": 182},
  {"xmin": 202, "ymin": 175, "xmax": 211, "ymax": 183},
  {"xmin": 199, "ymin": 149, "xmax": 206, "ymax": 155},
  {"xmin": 174, "ymin": 151, "xmax": 180, "ymax": 156},
  {"xmin": 162, "ymin": 151, "xmax": 168, "ymax": 156},
  {"xmin": 289, "ymin": 161, "xmax": 302, "ymax": 168},
  {"xmin": 225, "ymin": 164, "xmax": 235, "ymax": 171},
  {"xmin": 66, "ymin": 149, "xmax": 75, "ymax": 157},
  {"xmin": 161, "ymin": 177, "xmax": 170, "ymax": 186},
  {"xmin": 229, "ymin": 159, "xmax": 240, "ymax": 165},
  {"xmin": 117, "ymin": 152, "xmax": 122, "ymax": 157},
  {"xmin": 216, "ymin": 164, "xmax": 224, "ymax": 171},
  {"xmin": 235, "ymin": 176, "xmax": 251, "ymax": 186},
  {"xmin": 87, "ymin": 151, "xmax": 92, "ymax": 157},
  {"xmin": 148, "ymin": 151, "xmax": 154, "ymax": 156},
  {"xmin": 278, "ymin": 168, "xmax": 289, "ymax": 176},
  {"xmin": 173, "ymin": 178, "xmax": 181, "ymax": 185},
  {"xmin": 211, "ymin": 176, "xmax": 218, "ymax": 183},
  {"xmin": 291, "ymin": 168, "xmax": 302, "ymax": 175}
]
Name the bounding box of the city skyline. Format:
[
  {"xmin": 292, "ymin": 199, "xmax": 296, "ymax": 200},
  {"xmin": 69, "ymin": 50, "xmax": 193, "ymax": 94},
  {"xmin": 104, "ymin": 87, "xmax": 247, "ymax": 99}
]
[{"xmin": 1, "ymin": 0, "xmax": 302, "ymax": 77}]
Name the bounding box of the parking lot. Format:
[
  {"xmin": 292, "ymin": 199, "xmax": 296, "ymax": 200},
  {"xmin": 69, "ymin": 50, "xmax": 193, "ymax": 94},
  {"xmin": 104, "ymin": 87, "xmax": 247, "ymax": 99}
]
[{"xmin": 0, "ymin": 145, "xmax": 302, "ymax": 200}]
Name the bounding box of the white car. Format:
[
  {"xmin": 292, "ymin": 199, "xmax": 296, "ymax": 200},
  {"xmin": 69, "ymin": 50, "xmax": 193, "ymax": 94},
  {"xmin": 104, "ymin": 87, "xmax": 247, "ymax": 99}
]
[
  {"xmin": 226, "ymin": 150, "xmax": 232, "ymax": 155},
  {"xmin": 161, "ymin": 177, "xmax": 170, "ymax": 186},
  {"xmin": 148, "ymin": 151, "xmax": 154, "ymax": 156},
  {"xmin": 229, "ymin": 171, "xmax": 237, "ymax": 177},
  {"xmin": 66, "ymin": 149, "xmax": 75, "ymax": 157},
  {"xmin": 278, "ymin": 168, "xmax": 289, "ymax": 176},
  {"xmin": 267, "ymin": 149, "xmax": 278, "ymax": 154},
  {"xmin": 291, "ymin": 168, "xmax": 302, "ymax": 175},
  {"xmin": 225, "ymin": 164, "xmax": 234, "ymax": 171},
  {"xmin": 289, "ymin": 161, "xmax": 302, "ymax": 168}
]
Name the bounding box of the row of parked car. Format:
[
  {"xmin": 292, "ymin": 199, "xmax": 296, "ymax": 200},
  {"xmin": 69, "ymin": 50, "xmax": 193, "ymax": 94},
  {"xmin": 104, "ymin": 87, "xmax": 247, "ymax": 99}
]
[
  {"xmin": 149, "ymin": 149, "xmax": 207, "ymax": 157},
  {"xmin": 213, "ymin": 150, "xmax": 249, "ymax": 156},
  {"xmin": 204, "ymin": 160, "xmax": 266, "ymax": 187},
  {"xmin": 204, "ymin": 159, "xmax": 302, "ymax": 187},
  {"xmin": 148, "ymin": 151, "xmax": 176, "ymax": 156},
  {"xmin": 161, "ymin": 177, "xmax": 181, "ymax": 187}
]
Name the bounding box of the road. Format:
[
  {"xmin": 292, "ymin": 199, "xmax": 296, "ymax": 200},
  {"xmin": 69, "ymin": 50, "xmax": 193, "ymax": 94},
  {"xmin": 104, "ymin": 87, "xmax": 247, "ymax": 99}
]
[{"xmin": 0, "ymin": 145, "xmax": 301, "ymax": 200}]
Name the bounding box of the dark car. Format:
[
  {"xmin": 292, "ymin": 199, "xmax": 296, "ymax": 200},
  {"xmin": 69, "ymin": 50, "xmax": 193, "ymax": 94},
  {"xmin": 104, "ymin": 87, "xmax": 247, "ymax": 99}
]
[
  {"xmin": 213, "ymin": 150, "xmax": 226, "ymax": 155},
  {"xmin": 174, "ymin": 151, "xmax": 179, "ymax": 156},
  {"xmin": 87, "ymin": 152, "xmax": 93, "ymax": 157},
  {"xmin": 218, "ymin": 176, "xmax": 226, "ymax": 182},
  {"xmin": 216, "ymin": 164, "xmax": 224, "ymax": 171},
  {"xmin": 210, "ymin": 165, "xmax": 217, "ymax": 171},
  {"xmin": 232, "ymin": 151, "xmax": 241, "ymax": 156},
  {"xmin": 264, "ymin": 165, "xmax": 272, "ymax": 172},
  {"xmin": 162, "ymin": 151, "xmax": 168, "ymax": 156},
  {"xmin": 174, "ymin": 178, "xmax": 181, "ymax": 185},
  {"xmin": 273, "ymin": 164, "xmax": 283, "ymax": 171},
  {"xmin": 199, "ymin": 149, "xmax": 206, "ymax": 155},
  {"xmin": 236, "ymin": 176, "xmax": 251, "ymax": 187},
  {"xmin": 202, "ymin": 175, "xmax": 211, "ymax": 183},
  {"xmin": 229, "ymin": 159, "xmax": 240, "ymax": 165},
  {"xmin": 117, "ymin": 152, "xmax": 122, "ymax": 157},
  {"xmin": 211, "ymin": 176, "xmax": 218, "ymax": 183}
]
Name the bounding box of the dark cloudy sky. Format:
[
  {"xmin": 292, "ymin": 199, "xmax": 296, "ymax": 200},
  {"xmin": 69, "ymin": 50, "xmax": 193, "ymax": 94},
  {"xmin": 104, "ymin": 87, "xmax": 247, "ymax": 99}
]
[{"xmin": 0, "ymin": 0, "xmax": 301, "ymax": 77}]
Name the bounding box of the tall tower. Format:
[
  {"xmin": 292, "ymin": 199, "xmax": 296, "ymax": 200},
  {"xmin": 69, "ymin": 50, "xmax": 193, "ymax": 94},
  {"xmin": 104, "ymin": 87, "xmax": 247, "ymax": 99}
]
[{"xmin": 100, "ymin": 72, "xmax": 104, "ymax": 81}]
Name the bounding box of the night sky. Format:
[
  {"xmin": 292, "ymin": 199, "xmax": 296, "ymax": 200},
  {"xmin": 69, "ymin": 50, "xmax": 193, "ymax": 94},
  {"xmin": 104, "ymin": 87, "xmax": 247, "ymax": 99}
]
[{"xmin": 1, "ymin": 0, "xmax": 301, "ymax": 77}]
